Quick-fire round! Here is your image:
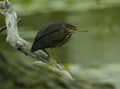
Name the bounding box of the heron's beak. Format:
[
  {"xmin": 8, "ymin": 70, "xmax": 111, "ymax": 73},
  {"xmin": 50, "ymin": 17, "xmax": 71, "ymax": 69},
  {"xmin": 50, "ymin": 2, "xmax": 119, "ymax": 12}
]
[
  {"xmin": 75, "ymin": 29, "xmax": 88, "ymax": 32},
  {"xmin": 69, "ymin": 29, "xmax": 88, "ymax": 33}
]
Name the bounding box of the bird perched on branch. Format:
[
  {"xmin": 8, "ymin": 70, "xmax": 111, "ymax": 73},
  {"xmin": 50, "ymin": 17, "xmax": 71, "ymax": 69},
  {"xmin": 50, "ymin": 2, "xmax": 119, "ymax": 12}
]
[{"xmin": 31, "ymin": 22, "xmax": 87, "ymax": 63}]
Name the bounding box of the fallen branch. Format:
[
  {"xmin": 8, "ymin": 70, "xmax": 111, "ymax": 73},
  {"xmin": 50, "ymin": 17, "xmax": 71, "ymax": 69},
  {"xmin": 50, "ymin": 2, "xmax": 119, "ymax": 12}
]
[{"xmin": 0, "ymin": 0, "xmax": 73, "ymax": 79}]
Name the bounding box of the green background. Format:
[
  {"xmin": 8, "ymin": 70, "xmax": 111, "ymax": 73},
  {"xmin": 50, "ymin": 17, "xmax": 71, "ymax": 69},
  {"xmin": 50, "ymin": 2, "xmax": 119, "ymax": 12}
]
[{"xmin": 0, "ymin": 0, "xmax": 120, "ymax": 88}]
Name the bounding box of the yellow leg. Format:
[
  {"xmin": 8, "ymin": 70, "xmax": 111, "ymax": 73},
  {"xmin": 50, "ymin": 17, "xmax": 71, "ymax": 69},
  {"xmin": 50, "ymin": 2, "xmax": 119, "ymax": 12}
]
[
  {"xmin": 50, "ymin": 48, "xmax": 61, "ymax": 64},
  {"xmin": 43, "ymin": 49, "xmax": 50, "ymax": 59}
]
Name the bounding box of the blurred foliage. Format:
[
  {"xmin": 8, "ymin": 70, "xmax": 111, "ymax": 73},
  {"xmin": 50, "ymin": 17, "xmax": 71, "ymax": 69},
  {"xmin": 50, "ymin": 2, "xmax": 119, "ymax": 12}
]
[
  {"xmin": 9, "ymin": 0, "xmax": 120, "ymax": 15},
  {"xmin": 0, "ymin": 53, "xmax": 114, "ymax": 89}
]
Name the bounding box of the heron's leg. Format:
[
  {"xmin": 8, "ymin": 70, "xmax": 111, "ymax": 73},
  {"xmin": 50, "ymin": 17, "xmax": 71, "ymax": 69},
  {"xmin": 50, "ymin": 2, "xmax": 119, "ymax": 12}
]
[
  {"xmin": 42, "ymin": 49, "xmax": 50, "ymax": 59},
  {"xmin": 50, "ymin": 48, "xmax": 61, "ymax": 64}
]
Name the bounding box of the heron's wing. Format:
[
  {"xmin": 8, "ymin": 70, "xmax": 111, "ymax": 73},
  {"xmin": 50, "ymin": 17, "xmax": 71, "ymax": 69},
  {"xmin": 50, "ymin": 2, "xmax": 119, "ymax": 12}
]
[
  {"xmin": 35, "ymin": 22, "xmax": 64, "ymax": 41},
  {"xmin": 31, "ymin": 22, "xmax": 65, "ymax": 52}
]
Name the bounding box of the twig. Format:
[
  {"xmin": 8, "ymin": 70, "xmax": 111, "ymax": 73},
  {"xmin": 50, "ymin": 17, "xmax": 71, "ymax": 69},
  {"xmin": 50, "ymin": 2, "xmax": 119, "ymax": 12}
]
[{"xmin": 0, "ymin": 26, "xmax": 6, "ymax": 33}]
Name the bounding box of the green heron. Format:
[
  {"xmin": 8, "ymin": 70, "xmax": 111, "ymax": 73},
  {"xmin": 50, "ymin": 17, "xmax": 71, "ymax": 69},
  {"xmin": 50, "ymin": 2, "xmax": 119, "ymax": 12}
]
[{"xmin": 31, "ymin": 22, "xmax": 87, "ymax": 63}]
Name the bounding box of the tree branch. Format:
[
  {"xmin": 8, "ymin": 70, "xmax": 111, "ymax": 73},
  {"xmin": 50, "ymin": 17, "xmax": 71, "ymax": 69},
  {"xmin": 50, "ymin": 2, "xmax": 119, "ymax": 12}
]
[
  {"xmin": 0, "ymin": 18, "xmax": 21, "ymax": 33},
  {"xmin": 0, "ymin": 0, "xmax": 73, "ymax": 79}
]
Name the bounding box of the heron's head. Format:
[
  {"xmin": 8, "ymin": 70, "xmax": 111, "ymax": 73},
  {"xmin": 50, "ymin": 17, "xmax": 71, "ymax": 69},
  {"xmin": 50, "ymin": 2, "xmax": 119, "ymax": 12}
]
[{"xmin": 64, "ymin": 23, "xmax": 88, "ymax": 33}]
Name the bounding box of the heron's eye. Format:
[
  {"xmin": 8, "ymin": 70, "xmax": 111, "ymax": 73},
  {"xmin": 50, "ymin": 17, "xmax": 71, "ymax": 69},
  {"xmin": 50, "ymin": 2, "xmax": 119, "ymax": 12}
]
[{"xmin": 71, "ymin": 27, "xmax": 76, "ymax": 30}]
